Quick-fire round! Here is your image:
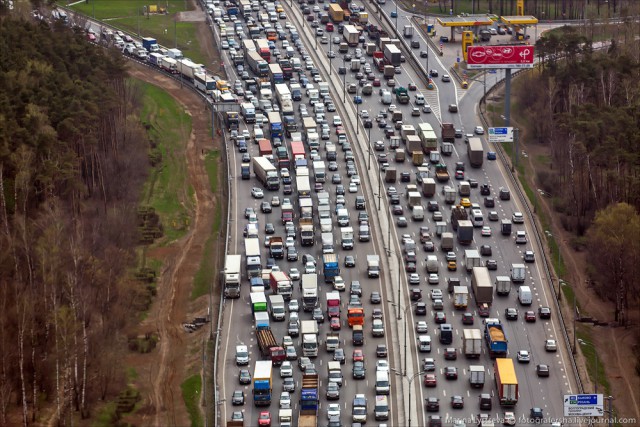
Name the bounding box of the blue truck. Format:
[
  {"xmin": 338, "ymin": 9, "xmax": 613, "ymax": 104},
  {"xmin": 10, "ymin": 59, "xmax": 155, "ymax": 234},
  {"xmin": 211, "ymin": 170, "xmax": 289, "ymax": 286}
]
[
  {"xmin": 142, "ymin": 37, "xmax": 159, "ymax": 52},
  {"xmin": 484, "ymin": 319, "xmax": 508, "ymax": 358},
  {"xmin": 267, "ymin": 112, "xmax": 283, "ymax": 141},
  {"xmin": 299, "ymin": 372, "xmax": 319, "ymax": 427},
  {"xmin": 253, "ymin": 360, "xmax": 273, "ymax": 406},
  {"xmin": 322, "ymin": 254, "xmax": 340, "ymax": 283}
]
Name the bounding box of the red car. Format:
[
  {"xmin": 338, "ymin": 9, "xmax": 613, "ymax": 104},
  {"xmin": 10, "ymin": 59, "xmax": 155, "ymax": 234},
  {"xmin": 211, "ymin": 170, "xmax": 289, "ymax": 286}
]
[
  {"xmin": 434, "ymin": 312, "xmax": 446, "ymax": 324},
  {"xmin": 445, "ymin": 366, "xmax": 458, "ymax": 379},
  {"xmin": 424, "ymin": 373, "xmax": 437, "ymax": 387},
  {"xmin": 525, "ymin": 311, "xmax": 536, "ymax": 322},
  {"xmin": 330, "ymin": 317, "xmax": 341, "ymax": 330},
  {"xmin": 258, "ymin": 411, "xmax": 271, "ymax": 426},
  {"xmin": 373, "ymin": 78, "xmax": 381, "ymax": 87},
  {"xmin": 326, "ymin": 22, "xmax": 334, "ymax": 32},
  {"xmin": 352, "ymin": 349, "xmax": 364, "ymax": 362}
]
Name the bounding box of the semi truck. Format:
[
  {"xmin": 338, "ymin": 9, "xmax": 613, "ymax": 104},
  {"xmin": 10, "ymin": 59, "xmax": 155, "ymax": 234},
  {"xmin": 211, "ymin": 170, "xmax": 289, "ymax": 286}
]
[
  {"xmin": 253, "ymin": 360, "xmax": 273, "ymax": 406},
  {"xmin": 367, "ymin": 255, "xmax": 380, "ymax": 278},
  {"xmin": 463, "ymin": 328, "xmax": 482, "ymax": 358},
  {"xmin": 268, "ymin": 294, "xmax": 286, "ymax": 321},
  {"xmin": 301, "ymin": 274, "xmax": 318, "ymax": 312},
  {"xmin": 441, "ymin": 123, "xmax": 456, "ymax": 142},
  {"xmin": 457, "ymin": 220, "xmax": 474, "ymax": 245},
  {"xmin": 301, "ymin": 320, "xmax": 319, "ymax": 357},
  {"xmin": 252, "ymin": 157, "xmax": 279, "ymax": 190},
  {"xmin": 467, "ymin": 137, "xmax": 484, "ymax": 168},
  {"xmin": 244, "ymin": 238, "xmax": 262, "ymax": 277},
  {"xmin": 495, "ymin": 276, "xmax": 511, "ymax": 296},
  {"xmin": 251, "ymin": 292, "xmax": 268, "ymax": 313},
  {"xmin": 343, "ymin": 25, "xmax": 359, "ymax": 46},
  {"xmin": 383, "ymin": 44, "xmax": 402, "ymax": 66},
  {"xmin": 258, "ymin": 138, "xmax": 273, "ymax": 157},
  {"xmin": 484, "ymin": 319, "xmax": 508, "ymax": 358},
  {"xmin": 328, "ymin": 3, "xmax": 344, "ymax": 21},
  {"xmin": 270, "ymin": 271, "xmax": 293, "ymax": 300},
  {"xmin": 464, "ymin": 249, "xmax": 481, "ymax": 272},
  {"xmin": 469, "ymin": 365, "xmax": 486, "ymax": 388},
  {"xmin": 224, "ymin": 254, "xmax": 242, "ymax": 298},
  {"xmin": 495, "ymin": 358, "xmax": 519, "ymax": 406},
  {"xmin": 299, "ymin": 372, "xmax": 319, "ymax": 427},
  {"xmin": 322, "ymin": 254, "xmax": 340, "ymax": 283},
  {"xmin": 453, "ymin": 286, "xmax": 469, "ymax": 309},
  {"xmin": 472, "ymin": 267, "xmax": 493, "ymax": 305},
  {"xmin": 256, "ymin": 326, "xmax": 286, "ymax": 365},
  {"xmin": 296, "ymin": 176, "xmax": 311, "ymax": 197}
]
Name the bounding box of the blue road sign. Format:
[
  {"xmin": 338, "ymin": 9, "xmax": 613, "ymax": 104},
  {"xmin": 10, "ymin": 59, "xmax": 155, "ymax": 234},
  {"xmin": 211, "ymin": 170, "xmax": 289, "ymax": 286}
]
[{"xmin": 488, "ymin": 127, "xmax": 514, "ymax": 143}]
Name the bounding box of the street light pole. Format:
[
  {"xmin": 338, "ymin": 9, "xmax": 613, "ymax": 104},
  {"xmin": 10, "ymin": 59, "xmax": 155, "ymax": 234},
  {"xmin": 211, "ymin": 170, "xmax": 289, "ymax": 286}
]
[
  {"xmin": 367, "ymin": 127, "xmax": 372, "ymax": 171},
  {"xmin": 391, "ymin": 370, "xmax": 424, "ymax": 427},
  {"xmin": 578, "ymin": 339, "xmax": 598, "ymax": 394}
]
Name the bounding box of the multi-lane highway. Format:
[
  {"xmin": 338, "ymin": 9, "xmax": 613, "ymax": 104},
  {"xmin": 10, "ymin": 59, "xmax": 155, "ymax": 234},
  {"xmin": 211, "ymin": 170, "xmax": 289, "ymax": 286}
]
[{"xmin": 214, "ymin": 0, "xmax": 579, "ymax": 425}]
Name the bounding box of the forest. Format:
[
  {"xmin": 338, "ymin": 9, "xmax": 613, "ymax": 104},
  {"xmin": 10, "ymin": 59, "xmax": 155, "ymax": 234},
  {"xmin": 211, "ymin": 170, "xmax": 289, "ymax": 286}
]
[
  {"xmin": 526, "ymin": 25, "xmax": 640, "ymax": 324},
  {"xmin": 0, "ymin": 18, "xmax": 149, "ymax": 425}
]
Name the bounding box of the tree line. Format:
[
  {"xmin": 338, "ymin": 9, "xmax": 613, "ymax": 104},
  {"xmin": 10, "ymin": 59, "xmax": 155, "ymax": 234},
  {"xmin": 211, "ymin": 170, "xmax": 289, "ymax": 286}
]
[
  {"xmin": 0, "ymin": 18, "xmax": 150, "ymax": 425},
  {"xmin": 524, "ymin": 25, "xmax": 640, "ymax": 325}
]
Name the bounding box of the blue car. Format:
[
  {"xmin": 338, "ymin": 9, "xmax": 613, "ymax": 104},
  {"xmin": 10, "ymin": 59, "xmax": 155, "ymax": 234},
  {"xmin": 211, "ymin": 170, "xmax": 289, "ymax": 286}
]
[
  {"xmin": 390, "ymin": 11, "xmax": 397, "ymax": 18},
  {"xmin": 353, "ymin": 96, "xmax": 363, "ymax": 104},
  {"xmin": 487, "ymin": 151, "xmax": 497, "ymax": 160}
]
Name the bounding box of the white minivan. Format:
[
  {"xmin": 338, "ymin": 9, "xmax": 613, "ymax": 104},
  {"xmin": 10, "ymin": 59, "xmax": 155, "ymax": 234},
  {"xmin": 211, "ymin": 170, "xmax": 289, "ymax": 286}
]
[
  {"xmin": 415, "ymin": 93, "xmax": 425, "ymax": 105},
  {"xmin": 375, "ymin": 370, "xmax": 390, "ymax": 395},
  {"xmin": 518, "ymin": 285, "xmax": 532, "ymax": 305}
]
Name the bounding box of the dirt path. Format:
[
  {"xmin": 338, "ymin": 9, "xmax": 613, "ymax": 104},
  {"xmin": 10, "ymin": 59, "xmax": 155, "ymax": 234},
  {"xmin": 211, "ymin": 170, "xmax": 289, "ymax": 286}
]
[{"xmin": 126, "ymin": 64, "xmax": 216, "ymax": 427}]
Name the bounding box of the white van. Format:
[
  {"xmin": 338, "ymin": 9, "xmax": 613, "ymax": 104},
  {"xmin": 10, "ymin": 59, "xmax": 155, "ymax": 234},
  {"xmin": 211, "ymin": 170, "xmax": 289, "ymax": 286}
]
[
  {"xmin": 235, "ymin": 345, "xmax": 249, "ymax": 365},
  {"xmin": 412, "ymin": 206, "xmax": 424, "ymax": 221},
  {"xmin": 518, "ymin": 285, "xmax": 532, "ymax": 305},
  {"xmin": 418, "ymin": 335, "xmax": 431, "ymax": 352},
  {"xmin": 372, "ymin": 319, "xmax": 385, "ymax": 336},
  {"xmin": 337, "ymin": 209, "xmax": 349, "ymax": 226},
  {"xmin": 291, "ymin": 57, "xmax": 301, "ymax": 71},
  {"xmin": 374, "ymin": 395, "xmax": 389, "ymax": 421},
  {"xmin": 415, "ymin": 93, "xmax": 425, "ymax": 105},
  {"xmin": 471, "ymin": 209, "xmax": 484, "ymax": 227},
  {"xmin": 375, "ymin": 370, "xmax": 390, "ymax": 395},
  {"xmin": 381, "ymin": 90, "xmax": 392, "ymax": 105}
]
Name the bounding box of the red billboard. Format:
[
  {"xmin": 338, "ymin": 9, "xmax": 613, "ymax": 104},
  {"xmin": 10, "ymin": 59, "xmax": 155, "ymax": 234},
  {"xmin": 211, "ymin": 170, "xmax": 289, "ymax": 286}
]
[{"xmin": 466, "ymin": 45, "xmax": 535, "ymax": 69}]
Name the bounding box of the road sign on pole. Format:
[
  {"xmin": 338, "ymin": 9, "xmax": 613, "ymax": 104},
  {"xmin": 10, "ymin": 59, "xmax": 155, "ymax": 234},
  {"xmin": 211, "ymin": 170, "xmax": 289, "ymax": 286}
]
[
  {"xmin": 488, "ymin": 127, "xmax": 514, "ymax": 143},
  {"xmin": 564, "ymin": 394, "xmax": 604, "ymax": 417}
]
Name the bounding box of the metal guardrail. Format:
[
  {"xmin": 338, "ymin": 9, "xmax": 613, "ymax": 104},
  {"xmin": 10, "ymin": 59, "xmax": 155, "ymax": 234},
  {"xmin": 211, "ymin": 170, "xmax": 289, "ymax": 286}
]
[{"xmin": 478, "ymin": 75, "xmax": 584, "ymax": 395}]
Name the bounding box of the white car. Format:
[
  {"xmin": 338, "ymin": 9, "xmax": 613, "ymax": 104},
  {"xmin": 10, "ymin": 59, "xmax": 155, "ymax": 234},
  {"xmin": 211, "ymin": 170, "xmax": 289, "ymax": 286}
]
[
  {"xmin": 251, "ymin": 187, "xmax": 264, "ymax": 198},
  {"xmin": 545, "ymin": 339, "xmax": 557, "ymax": 352},
  {"xmin": 288, "ymin": 300, "xmax": 299, "ymax": 312},
  {"xmin": 289, "ymin": 268, "xmax": 301, "ymax": 280},
  {"xmin": 516, "ymin": 350, "xmax": 531, "ymax": 363},
  {"xmin": 428, "ymin": 273, "xmax": 439, "ymax": 284},
  {"xmin": 327, "ymin": 403, "xmax": 341, "ymax": 419},
  {"xmin": 333, "ymin": 276, "xmax": 345, "ymax": 291},
  {"xmin": 430, "ymin": 289, "xmax": 443, "ymax": 300},
  {"xmin": 304, "ymin": 262, "xmax": 316, "ymax": 274},
  {"xmin": 481, "ymin": 226, "xmax": 492, "ymax": 236},
  {"xmin": 360, "ymin": 110, "xmax": 369, "ymax": 118},
  {"xmin": 474, "ymin": 125, "xmax": 485, "ymax": 135},
  {"xmin": 376, "ymin": 360, "xmax": 390, "ymax": 372},
  {"xmin": 349, "ymin": 182, "xmax": 358, "ymax": 193},
  {"xmin": 280, "ymin": 361, "xmax": 293, "ymax": 377},
  {"xmin": 333, "ymin": 116, "xmax": 342, "ymax": 127},
  {"xmin": 285, "ymin": 236, "xmax": 295, "ymax": 247},
  {"xmin": 282, "ymin": 335, "xmax": 294, "ymax": 348},
  {"xmin": 512, "ymin": 212, "xmax": 524, "ymax": 223},
  {"xmin": 409, "ymin": 273, "xmax": 420, "ymax": 285},
  {"xmin": 415, "ymin": 321, "xmax": 428, "ymax": 333},
  {"xmin": 351, "ymin": 175, "xmax": 361, "ymax": 185},
  {"xmin": 446, "ymin": 251, "xmax": 456, "ymax": 261},
  {"xmin": 271, "ymin": 196, "xmax": 281, "ymax": 206},
  {"xmin": 280, "ymin": 391, "xmax": 291, "ymax": 409}
]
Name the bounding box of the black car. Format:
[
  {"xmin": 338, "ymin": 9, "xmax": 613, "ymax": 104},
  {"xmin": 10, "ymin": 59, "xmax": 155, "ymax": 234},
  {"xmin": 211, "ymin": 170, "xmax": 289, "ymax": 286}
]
[
  {"xmin": 344, "ymin": 255, "xmax": 356, "ymax": 267},
  {"xmin": 312, "ymin": 308, "xmax": 325, "ymax": 323},
  {"xmin": 411, "ymin": 40, "xmax": 420, "ymax": 48},
  {"xmin": 333, "ymin": 348, "xmax": 346, "ymax": 364},
  {"xmin": 485, "ymin": 259, "xmax": 498, "ymax": 270},
  {"xmin": 352, "ymin": 361, "xmax": 366, "ymax": 379},
  {"xmin": 238, "ymin": 369, "xmax": 251, "ymax": 384},
  {"xmin": 429, "ymin": 69, "xmax": 438, "ymax": 77},
  {"xmin": 376, "ymin": 344, "xmax": 388, "ymax": 357},
  {"xmin": 370, "ymin": 291, "xmax": 381, "ymax": 304},
  {"xmin": 283, "ymin": 184, "xmax": 293, "ymax": 194},
  {"xmin": 392, "ymin": 205, "xmax": 403, "ymax": 215},
  {"xmin": 469, "ymin": 178, "xmax": 478, "ymax": 188},
  {"xmin": 415, "ymin": 302, "xmax": 427, "ymax": 315},
  {"xmin": 400, "ymin": 172, "xmax": 411, "ymax": 182},
  {"xmin": 530, "ymin": 407, "xmax": 544, "ymax": 420},
  {"xmin": 389, "ymin": 195, "xmax": 400, "ymax": 204},
  {"xmin": 425, "ymin": 397, "xmax": 439, "ymax": 412},
  {"xmin": 480, "ymin": 245, "xmax": 492, "ymax": 256},
  {"xmin": 536, "ymin": 364, "xmax": 550, "ymax": 377},
  {"xmin": 265, "ymin": 223, "xmax": 275, "ymax": 234},
  {"xmin": 428, "ymin": 415, "xmax": 442, "ymax": 427},
  {"xmin": 364, "ymin": 119, "xmax": 373, "ymax": 128},
  {"xmin": 480, "ymin": 184, "xmax": 491, "ymax": 195},
  {"xmin": 538, "ymin": 306, "xmax": 552, "ymax": 319},
  {"xmin": 232, "ymin": 390, "xmax": 245, "ymax": 405},
  {"xmin": 505, "ymin": 307, "xmax": 518, "ymax": 320},
  {"xmin": 420, "ymin": 50, "xmax": 429, "ymax": 58},
  {"xmin": 484, "ymin": 196, "xmax": 495, "ymax": 207},
  {"xmin": 350, "ymin": 281, "xmax": 362, "ymax": 297},
  {"xmin": 450, "ymin": 395, "xmax": 464, "ymax": 409}
]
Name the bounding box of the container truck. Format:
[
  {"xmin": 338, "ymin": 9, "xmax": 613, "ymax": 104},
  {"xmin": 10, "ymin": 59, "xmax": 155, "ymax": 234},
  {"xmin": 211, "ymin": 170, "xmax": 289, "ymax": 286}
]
[
  {"xmin": 511, "ymin": 263, "xmax": 526, "ymax": 283},
  {"xmin": 443, "ymin": 186, "xmax": 456, "ymax": 204},
  {"xmin": 270, "ymin": 271, "xmax": 293, "ymax": 300},
  {"xmin": 441, "ymin": 232, "xmax": 454, "ymax": 251},
  {"xmin": 422, "ymin": 178, "xmax": 436, "ymax": 197},
  {"xmin": 300, "ymin": 218, "xmax": 314, "ymax": 246},
  {"xmin": 467, "ymin": 137, "xmax": 484, "ymax": 168},
  {"xmin": 385, "ymin": 168, "xmax": 397, "ymax": 183},
  {"xmin": 312, "ymin": 161, "xmax": 326, "ymax": 183},
  {"xmin": 224, "ymin": 254, "xmax": 242, "ymax": 298},
  {"xmin": 484, "ymin": 319, "xmax": 508, "ymax": 358},
  {"xmin": 269, "ymin": 236, "xmax": 284, "ymax": 259},
  {"xmin": 326, "ymin": 292, "xmax": 341, "ymax": 318},
  {"xmin": 253, "ymin": 360, "xmax": 273, "ymax": 406},
  {"xmin": 367, "ymin": 255, "xmax": 380, "ymax": 278},
  {"xmin": 464, "ymin": 249, "xmax": 481, "ymax": 272},
  {"xmin": 268, "ymin": 294, "xmax": 286, "ymax": 321},
  {"xmin": 299, "ymin": 372, "xmax": 319, "ymax": 426},
  {"xmin": 254, "ymin": 311, "xmax": 270, "ymax": 330},
  {"xmin": 340, "ymin": 227, "xmax": 354, "ymax": 250},
  {"xmin": 495, "ymin": 276, "xmax": 511, "ymax": 296},
  {"xmin": 279, "ymin": 409, "xmax": 293, "ymax": 427},
  {"xmin": 501, "ymin": 219, "xmax": 512, "ymax": 236},
  {"xmin": 328, "ymin": 3, "xmax": 344, "ymax": 21},
  {"xmin": 472, "ymin": 267, "xmax": 493, "ymax": 305},
  {"xmin": 441, "ymin": 123, "xmax": 456, "ymax": 142},
  {"xmin": 296, "ymin": 176, "xmax": 311, "ymax": 197},
  {"xmin": 256, "ymin": 326, "xmax": 286, "ymax": 365},
  {"xmin": 453, "ymin": 286, "xmax": 469, "ymax": 309},
  {"xmin": 401, "ymin": 124, "xmax": 417, "ymax": 143},
  {"xmin": 142, "ymin": 37, "xmax": 159, "ymax": 52},
  {"xmin": 258, "ymin": 138, "xmax": 273, "ymax": 157},
  {"xmin": 301, "ymin": 274, "xmax": 318, "ymax": 311},
  {"xmin": 463, "ymin": 328, "xmax": 483, "ymax": 358},
  {"xmin": 322, "ymin": 254, "xmax": 340, "ymax": 283},
  {"xmin": 395, "ymin": 148, "xmax": 406, "ymax": 162},
  {"xmin": 365, "ymin": 42, "xmax": 376, "ymax": 55},
  {"xmin": 406, "ymin": 135, "xmax": 422, "ymax": 156},
  {"xmin": 343, "ymin": 25, "xmax": 359, "ymax": 46},
  {"xmin": 403, "ymin": 25, "xmax": 413, "ymax": 37},
  {"xmin": 457, "ymin": 220, "xmax": 474, "ymax": 245},
  {"xmin": 281, "ymin": 203, "xmax": 294, "ymax": 224},
  {"xmin": 251, "ymin": 292, "xmax": 268, "ymax": 313},
  {"xmin": 301, "ymin": 320, "xmax": 319, "ymax": 357},
  {"xmin": 383, "ymin": 44, "xmax": 401, "ymax": 66},
  {"xmin": 245, "ymin": 238, "xmax": 262, "ymax": 277},
  {"xmin": 451, "ymin": 205, "xmax": 469, "ymax": 230},
  {"xmin": 252, "ymin": 157, "xmax": 279, "ymax": 190},
  {"xmin": 495, "ymin": 358, "xmax": 518, "ymax": 405},
  {"xmin": 469, "ymin": 365, "xmax": 486, "ymax": 388}
]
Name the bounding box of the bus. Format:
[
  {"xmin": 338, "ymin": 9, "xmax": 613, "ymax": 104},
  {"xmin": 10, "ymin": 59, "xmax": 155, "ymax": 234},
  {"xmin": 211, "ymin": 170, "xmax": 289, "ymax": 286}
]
[
  {"xmin": 268, "ymin": 63, "xmax": 284, "ymax": 85},
  {"xmin": 256, "ymin": 39, "xmax": 271, "ymax": 62},
  {"xmin": 194, "ymin": 73, "xmax": 216, "ymax": 94}
]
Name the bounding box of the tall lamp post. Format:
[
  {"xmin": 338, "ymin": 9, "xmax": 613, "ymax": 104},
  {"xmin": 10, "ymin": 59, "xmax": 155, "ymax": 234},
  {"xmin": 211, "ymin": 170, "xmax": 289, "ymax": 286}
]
[
  {"xmin": 390, "ymin": 369, "xmax": 425, "ymax": 427},
  {"xmin": 578, "ymin": 339, "xmax": 599, "ymax": 394},
  {"xmin": 389, "ymin": 300, "xmax": 418, "ymax": 375}
]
